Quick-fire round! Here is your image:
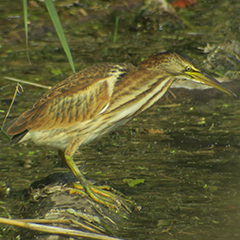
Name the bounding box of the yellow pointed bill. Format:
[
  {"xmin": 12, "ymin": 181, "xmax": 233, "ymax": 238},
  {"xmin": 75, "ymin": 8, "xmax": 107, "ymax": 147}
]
[{"xmin": 186, "ymin": 71, "xmax": 237, "ymax": 97}]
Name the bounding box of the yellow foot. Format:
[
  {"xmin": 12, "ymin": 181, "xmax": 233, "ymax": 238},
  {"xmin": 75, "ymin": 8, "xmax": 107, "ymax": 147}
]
[
  {"xmin": 70, "ymin": 182, "xmax": 132, "ymax": 214},
  {"xmin": 61, "ymin": 153, "xmax": 133, "ymax": 214}
]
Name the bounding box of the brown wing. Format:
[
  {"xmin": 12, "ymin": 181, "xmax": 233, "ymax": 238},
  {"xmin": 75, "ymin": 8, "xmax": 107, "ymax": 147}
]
[{"xmin": 5, "ymin": 63, "xmax": 134, "ymax": 136}]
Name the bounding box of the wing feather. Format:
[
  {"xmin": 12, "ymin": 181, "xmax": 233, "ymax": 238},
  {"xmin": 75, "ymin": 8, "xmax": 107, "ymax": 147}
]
[{"xmin": 5, "ymin": 63, "xmax": 134, "ymax": 137}]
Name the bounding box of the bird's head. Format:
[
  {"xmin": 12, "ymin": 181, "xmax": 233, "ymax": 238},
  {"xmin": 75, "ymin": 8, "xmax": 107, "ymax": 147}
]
[{"xmin": 139, "ymin": 52, "xmax": 236, "ymax": 96}]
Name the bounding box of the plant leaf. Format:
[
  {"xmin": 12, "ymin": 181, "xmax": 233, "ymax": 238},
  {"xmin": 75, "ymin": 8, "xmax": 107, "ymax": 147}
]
[
  {"xmin": 45, "ymin": 0, "xmax": 75, "ymax": 73},
  {"xmin": 23, "ymin": 0, "xmax": 31, "ymax": 64}
]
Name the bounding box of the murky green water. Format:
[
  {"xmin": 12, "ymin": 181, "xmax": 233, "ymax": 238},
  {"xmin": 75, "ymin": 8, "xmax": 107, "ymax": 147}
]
[{"xmin": 1, "ymin": 0, "xmax": 240, "ymax": 239}]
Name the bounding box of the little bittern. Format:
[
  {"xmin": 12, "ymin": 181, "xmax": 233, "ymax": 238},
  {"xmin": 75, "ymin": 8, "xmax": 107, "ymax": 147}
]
[{"xmin": 4, "ymin": 52, "xmax": 235, "ymax": 210}]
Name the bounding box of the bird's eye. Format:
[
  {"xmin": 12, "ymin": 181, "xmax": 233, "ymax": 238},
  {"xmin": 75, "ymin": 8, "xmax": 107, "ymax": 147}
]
[{"xmin": 185, "ymin": 66, "xmax": 191, "ymax": 71}]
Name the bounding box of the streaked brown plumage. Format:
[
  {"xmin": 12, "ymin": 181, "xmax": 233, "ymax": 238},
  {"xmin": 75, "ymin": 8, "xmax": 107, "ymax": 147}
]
[{"xmin": 4, "ymin": 52, "xmax": 235, "ymax": 210}]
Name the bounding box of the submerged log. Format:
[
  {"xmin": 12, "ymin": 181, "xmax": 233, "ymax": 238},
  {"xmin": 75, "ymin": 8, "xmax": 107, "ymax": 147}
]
[{"xmin": 17, "ymin": 172, "xmax": 133, "ymax": 240}]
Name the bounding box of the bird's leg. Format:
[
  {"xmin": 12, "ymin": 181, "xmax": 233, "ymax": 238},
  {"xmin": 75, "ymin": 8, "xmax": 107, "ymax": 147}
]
[{"xmin": 58, "ymin": 150, "xmax": 131, "ymax": 212}]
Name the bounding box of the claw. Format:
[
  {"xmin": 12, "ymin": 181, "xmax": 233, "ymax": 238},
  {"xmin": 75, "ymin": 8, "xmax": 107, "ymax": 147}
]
[{"xmin": 71, "ymin": 182, "xmax": 132, "ymax": 214}]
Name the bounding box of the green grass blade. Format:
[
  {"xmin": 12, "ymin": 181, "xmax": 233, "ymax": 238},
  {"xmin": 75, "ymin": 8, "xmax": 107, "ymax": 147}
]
[
  {"xmin": 23, "ymin": 0, "xmax": 31, "ymax": 64},
  {"xmin": 113, "ymin": 16, "xmax": 119, "ymax": 44},
  {"xmin": 44, "ymin": 0, "xmax": 75, "ymax": 73}
]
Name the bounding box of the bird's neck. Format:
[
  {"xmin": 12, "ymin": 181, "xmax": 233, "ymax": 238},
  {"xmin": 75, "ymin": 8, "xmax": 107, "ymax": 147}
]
[{"xmin": 109, "ymin": 68, "xmax": 174, "ymax": 116}]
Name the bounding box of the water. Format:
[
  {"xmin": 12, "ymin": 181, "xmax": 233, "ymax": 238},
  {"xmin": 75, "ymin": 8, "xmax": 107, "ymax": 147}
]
[{"xmin": 1, "ymin": 0, "xmax": 240, "ymax": 239}]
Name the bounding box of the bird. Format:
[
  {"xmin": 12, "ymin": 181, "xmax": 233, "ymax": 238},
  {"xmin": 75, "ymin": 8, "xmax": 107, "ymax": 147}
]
[{"xmin": 3, "ymin": 52, "xmax": 235, "ymax": 210}]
